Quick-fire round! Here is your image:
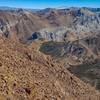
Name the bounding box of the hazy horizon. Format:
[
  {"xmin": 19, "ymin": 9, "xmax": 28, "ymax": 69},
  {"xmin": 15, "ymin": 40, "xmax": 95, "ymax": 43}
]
[{"xmin": 0, "ymin": 0, "xmax": 99, "ymax": 9}]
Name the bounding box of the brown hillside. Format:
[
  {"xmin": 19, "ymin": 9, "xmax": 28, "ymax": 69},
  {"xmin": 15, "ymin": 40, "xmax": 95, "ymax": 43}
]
[
  {"xmin": 0, "ymin": 8, "xmax": 100, "ymax": 41},
  {"xmin": 0, "ymin": 36, "xmax": 99, "ymax": 100}
]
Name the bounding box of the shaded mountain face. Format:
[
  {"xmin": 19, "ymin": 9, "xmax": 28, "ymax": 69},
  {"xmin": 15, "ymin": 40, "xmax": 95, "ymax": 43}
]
[
  {"xmin": 40, "ymin": 36, "xmax": 100, "ymax": 65},
  {"xmin": 0, "ymin": 9, "xmax": 50, "ymax": 41}
]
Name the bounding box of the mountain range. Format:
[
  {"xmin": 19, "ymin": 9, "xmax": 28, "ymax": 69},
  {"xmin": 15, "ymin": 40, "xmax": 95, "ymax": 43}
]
[
  {"xmin": 0, "ymin": 6, "xmax": 100, "ymax": 99},
  {"xmin": 0, "ymin": 7, "xmax": 100, "ymax": 41}
]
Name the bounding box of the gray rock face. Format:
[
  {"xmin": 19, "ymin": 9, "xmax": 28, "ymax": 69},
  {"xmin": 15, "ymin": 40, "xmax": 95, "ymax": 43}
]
[
  {"xmin": 0, "ymin": 19, "xmax": 9, "ymax": 37},
  {"xmin": 36, "ymin": 8, "xmax": 100, "ymax": 42}
]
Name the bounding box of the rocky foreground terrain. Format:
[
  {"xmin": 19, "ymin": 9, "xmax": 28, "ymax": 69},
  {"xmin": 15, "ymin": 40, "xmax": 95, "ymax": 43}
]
[{"xmin": 0, "ymin": 36, "xmax": 100, "ymax": 100}]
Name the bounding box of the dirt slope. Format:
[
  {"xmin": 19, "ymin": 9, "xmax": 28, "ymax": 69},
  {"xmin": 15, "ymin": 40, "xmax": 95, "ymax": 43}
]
[{"xmin": 0, "ymin": 36, "xmax": 99, "ymax": 100}]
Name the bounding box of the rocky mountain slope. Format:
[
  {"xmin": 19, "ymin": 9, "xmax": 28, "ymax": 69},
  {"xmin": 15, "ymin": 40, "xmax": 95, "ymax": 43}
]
[
  {"xmin": 0, "ymin": 7, "xmax": 100, "ymax": 99},
  {"xmin": 0, "ymin": 36, "xmax": 100, "ymax": 99},
  {"xmin": 40, "ymin": 35, "xmax": 100, "ymax": 65},
  {"xmin": 0, "ymin": 9, "xmax": 50, "ymax": 41},
  {"xmin": 0, "ymin": 7, "xmax": 100, "ymax": 42}
]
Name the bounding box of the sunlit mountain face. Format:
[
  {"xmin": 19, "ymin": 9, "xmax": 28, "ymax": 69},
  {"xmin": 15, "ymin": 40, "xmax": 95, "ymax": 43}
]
[{"xmin": 0, "ymin": 0, "xmax": 100, "ymax": 99}]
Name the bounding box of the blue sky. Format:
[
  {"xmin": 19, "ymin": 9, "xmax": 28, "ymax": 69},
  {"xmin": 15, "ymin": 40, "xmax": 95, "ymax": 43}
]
[{"xmin": 0, "ymin": 0, "xmax": 100, "ymax": 9}]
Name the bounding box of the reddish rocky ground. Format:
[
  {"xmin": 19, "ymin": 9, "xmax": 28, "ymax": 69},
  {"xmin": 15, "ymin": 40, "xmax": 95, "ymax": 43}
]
[{"xmin": 0, "ymin": 36, "xmax": 99, "ymax": 100}]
